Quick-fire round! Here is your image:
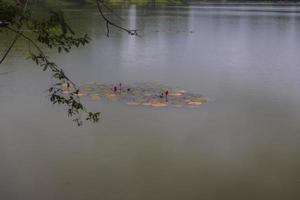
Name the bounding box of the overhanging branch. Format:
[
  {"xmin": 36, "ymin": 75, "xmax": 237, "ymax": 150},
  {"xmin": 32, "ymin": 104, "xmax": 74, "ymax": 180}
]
[
  {"xmin": 4, "ymin": 26, "xmax": 100, "ymax": 125},
  {"xmin": 96, "ymin": 0, "xmax": 139, "ymax": 37},
  {"xmin": 0, "ymin": 0, "xmax": 29, "ymax": 64}
]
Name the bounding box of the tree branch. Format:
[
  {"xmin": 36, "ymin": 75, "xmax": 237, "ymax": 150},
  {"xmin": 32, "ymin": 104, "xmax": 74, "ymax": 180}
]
[
  {"xmin": 5, "ymin": 26, "xmax": 76, "ymax": 85},
  {"xmin": 0, "ymin": 34, "xmax": 19, "ymax": 64},
  {"xmin": 0, "ymin": 0, "xmax": 29, "ymax": 64},
  {"xmin": 4, "ymin": 26, "xmax": 100, "ymax": 125},
  {"xmin": 96, "ymin": 0, "xmax": 138, "ymax": 37}
]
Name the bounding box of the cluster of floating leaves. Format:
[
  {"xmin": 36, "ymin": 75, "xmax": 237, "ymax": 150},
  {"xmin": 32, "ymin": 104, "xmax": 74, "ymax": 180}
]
[{"xmin": 62, "ymin": 82, "xmax": 208, "ymax": 108}]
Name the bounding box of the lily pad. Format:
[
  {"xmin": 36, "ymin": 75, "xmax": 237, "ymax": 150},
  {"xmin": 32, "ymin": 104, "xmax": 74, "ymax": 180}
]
[{"xmin": 62, "ymin": 82, "xmax": 208, "ymax": 108}]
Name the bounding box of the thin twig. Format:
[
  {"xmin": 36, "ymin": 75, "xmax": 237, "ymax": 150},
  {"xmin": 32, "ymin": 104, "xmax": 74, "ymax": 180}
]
[
  {"xmin": 106, "ymin": 21, "xmax": 109, "ymax": 37},
  {"xmin": 0, "ymin": 0, "xmax": 29, "ymax": 64},
  {"xmin": 0, "ymin": 36, "xmax": 18, "ymax": 64},
  {"xmin": 96, "ymin": 0, "xmax": 138, "ymax": 37}
]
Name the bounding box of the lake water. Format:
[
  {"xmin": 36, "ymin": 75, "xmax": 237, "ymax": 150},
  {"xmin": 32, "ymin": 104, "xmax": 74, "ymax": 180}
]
[{"xmin": 0, "ymin": 3, "xmax": 300, "ymax": 200}]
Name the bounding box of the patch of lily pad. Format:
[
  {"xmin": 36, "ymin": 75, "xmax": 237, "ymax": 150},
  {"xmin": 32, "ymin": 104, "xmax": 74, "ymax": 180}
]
[{"xmin": 62, "ymin": 82, "xmax": 208, "ymax": 108}]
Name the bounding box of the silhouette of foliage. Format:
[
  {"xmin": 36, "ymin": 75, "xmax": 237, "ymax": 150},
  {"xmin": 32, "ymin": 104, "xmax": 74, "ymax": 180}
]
[
  {"xmin": 0, "ymin": 0, "xmax": 100, "ymax": 125},
  {"xmin": 0, "ymin": 0, "xmax": 139, "ymax": 125}
]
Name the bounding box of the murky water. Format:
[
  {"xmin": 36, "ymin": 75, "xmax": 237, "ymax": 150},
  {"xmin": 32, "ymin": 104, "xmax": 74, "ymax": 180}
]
[{"xmin": 1, "ymin": 3, "xmax": 300, "ymax": 200}]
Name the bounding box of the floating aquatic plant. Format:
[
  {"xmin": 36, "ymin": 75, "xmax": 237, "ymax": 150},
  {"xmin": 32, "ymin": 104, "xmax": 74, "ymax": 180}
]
[{"xmin": 62, "ymin": 82, "xmax": 208, "ymax": 108}]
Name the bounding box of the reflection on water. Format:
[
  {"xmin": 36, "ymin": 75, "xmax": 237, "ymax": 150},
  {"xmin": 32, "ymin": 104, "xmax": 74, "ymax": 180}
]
[{"xmin": 1, "ymin": 4, "xmax": 300, "ymax": 200}]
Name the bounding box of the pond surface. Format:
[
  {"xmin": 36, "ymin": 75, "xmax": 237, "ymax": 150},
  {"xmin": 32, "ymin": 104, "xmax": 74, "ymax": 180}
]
[{"xmin": 1, "ymin": 3, "xmax": 300, "ymax": 200}]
